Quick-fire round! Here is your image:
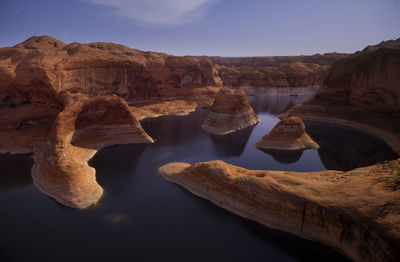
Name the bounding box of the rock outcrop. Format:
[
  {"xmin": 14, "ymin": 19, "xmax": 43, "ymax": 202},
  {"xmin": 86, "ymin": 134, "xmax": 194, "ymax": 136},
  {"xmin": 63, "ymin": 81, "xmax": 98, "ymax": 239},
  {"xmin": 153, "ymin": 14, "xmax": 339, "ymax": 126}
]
[
  {"xmin": 282, "ymin": 46, "xmax": 400, "ymax": 154},
  {"xmin": 255, "ymin": 116, "xmax": 319, "ymax": 150},
  {"xmin": 158, "ymin": 159, "xmax": 400, "ymax": 262},
  {"xmin": 202, "ymin": 87, "xmax": 260, "ymax": 135},
  {"xmin": 31, "ymin": 92, "xmax": 153, "ymax": 209}
]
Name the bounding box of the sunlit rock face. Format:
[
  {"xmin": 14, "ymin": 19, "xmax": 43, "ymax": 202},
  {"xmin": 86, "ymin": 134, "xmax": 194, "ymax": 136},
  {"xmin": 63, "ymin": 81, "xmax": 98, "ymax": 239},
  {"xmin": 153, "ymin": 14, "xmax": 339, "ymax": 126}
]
[
  {"xmin": 31, "ymin": 92, "xmax": 154, "ymax": 209},
  {"xmin": 202, "ymin": 87, "xmax": 260, "ymax": 135},
  {"xmin": 255, "ymin": 116, "xmax": 319, "ymax": 150},
  {"xmin": 0, "ymin": 35, "xmax": 220, "ymax": 107},
  {"xmin": 158, "ymin": 159, "xmax": 400, "ymax": 262}
]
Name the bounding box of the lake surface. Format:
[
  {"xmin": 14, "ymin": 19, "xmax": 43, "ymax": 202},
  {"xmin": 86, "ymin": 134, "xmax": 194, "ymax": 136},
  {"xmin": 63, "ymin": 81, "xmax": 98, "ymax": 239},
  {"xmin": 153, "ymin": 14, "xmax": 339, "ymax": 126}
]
[{"xmin": 0, "ymin": 94, "xmax": 397, "ymax": 262}]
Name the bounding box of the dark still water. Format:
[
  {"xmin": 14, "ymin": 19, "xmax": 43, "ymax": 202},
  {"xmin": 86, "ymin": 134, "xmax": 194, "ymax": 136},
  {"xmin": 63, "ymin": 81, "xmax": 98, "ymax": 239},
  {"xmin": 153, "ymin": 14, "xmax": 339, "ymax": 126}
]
[{"xmin": 0, "ymin": 94, "xmax": 397, "ymax": 262}]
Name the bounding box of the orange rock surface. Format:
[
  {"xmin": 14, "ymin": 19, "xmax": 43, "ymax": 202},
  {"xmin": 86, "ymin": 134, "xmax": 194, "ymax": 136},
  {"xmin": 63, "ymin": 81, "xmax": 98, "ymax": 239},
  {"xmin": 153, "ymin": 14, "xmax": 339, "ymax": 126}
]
[
  {"xmin": 202, "ymin": 87, "xmax": 260, "ymax": 135},
  {"xmin": 159, "ymin": 159, "xmax": 400, "ymax": 262},
  {"xmin": 0, "ymin": 35, "xmax": 221, "ymax": 108},
  {"xmin": 255, "ymin": 116, "xmax": 319, "ymax": 150},
  {"xmin": 159, "ymin": 40, "xmax": 400, "ymax": 262},
  {"xmin": 31, "ymin": 92, "xmax": 153, "ymax": 209}
]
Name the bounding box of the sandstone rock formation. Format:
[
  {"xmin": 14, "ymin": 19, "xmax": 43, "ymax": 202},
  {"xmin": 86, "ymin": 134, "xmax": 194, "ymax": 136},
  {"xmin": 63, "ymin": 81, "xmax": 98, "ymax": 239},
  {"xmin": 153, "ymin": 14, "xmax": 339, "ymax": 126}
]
[
  {"xmin": 0, "ymin": 35, "xmax": 220, "ymax": 108},
  {"xmin": 131, "ymin": 86, "xmax": 220, "ymax": 121},
  {"xmin": 282, "ymin": 47, "xmax": 400, "ymax": 155},
  {"xmin": 0, "ymin": 35, "xmax": 347, "ymax": 113},
  {"xmin": 31, "ymin": 92, "xmax": 153, "ymax": 209},
  {"xmin": 255, "ymin": 116, "xmax": 319, "ymax": 150},
  {"xmin": 159, "ymin": 40, "xmax": 400, "ymax": 262},
  {"xmin": 209, "ymin": 53, "xmax": 348, "ymax": 89},
  {"xmin": 158, "ymin": 159, "xmax": 400, "ymax": 262},
  {"xmin": 202, "ymin": 87, "xmax": 260, "ymax": 135},
  {"xmin": 360, "ymin": 37, "xmax": 400, "ymax": 53}
]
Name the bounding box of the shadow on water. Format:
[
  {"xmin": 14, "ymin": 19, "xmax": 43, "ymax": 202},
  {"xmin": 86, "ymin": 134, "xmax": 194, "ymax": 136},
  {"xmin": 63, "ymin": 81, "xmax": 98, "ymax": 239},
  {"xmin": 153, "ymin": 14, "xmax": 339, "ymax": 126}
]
[
  {"xmin": 306, "ymin": 122, "xmax": 399, "ymax": 171},
  {"xmin": 141, "ymin": 110, "xmax": 208, "ymax": 148},
  {"xmin": 236, "ymin": 218, "xmax": 348, "ymax": 262},
  {"xmin": 257, "ymin": 148, "xmax": 304, "ymax": 164},
  {"xmin": 89, "ymin": 143, "xmax": 150, "ymax": 193},
  {"xmin": 209, "ymin": 126, "xmax": 255, "ymax": 157},
  {"xmin": 175, "ymin": 184, "xmax": 349, "ymax": 262},
  {"xmin": 0, "ymin": 153, "xmax": 33, "ymax": 189}
]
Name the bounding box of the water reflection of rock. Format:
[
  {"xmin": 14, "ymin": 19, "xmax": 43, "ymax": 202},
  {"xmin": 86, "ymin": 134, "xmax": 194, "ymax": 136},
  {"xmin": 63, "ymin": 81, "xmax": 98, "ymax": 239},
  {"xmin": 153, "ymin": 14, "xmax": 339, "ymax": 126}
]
[
  {"xmin": 209, "ymin": 126, "xmax": 254, "ymax": 157},
  {"xmin": 306, "ymin": 122, "xmax": 399, "ymax": 171},
  {"xmin": 257, "ymin": 148, "xmax": 304, "ymax": 163},
  {"xmin": 89, "ymin": 144, "xmax": 149, "ymax": 192},
  {"xmin": 248, "ymin": 94, "xmax": 313, "ymax": 115},
  {"xmin": 141, "ymin": 110, "xmax": 208, "ymax": 148},
  {"xmin": 0, "ymin": 153, "xmax": 33, "ymax": 189}
]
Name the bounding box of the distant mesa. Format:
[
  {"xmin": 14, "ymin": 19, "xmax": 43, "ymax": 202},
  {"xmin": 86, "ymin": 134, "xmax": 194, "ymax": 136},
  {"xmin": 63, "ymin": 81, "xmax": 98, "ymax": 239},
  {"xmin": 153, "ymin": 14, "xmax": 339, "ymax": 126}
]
[
  {"xmin": 255, "ymin": 116, "xmax": 319, "ymax": 150},
  {"xmin": 202, "ymin": 87, "xmax": 260, "ymax": 135}
]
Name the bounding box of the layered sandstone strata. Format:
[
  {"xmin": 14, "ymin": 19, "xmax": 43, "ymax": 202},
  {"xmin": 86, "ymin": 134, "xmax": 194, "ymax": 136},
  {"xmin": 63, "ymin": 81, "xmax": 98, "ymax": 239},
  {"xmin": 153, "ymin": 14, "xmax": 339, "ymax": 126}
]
[
  {"xmin": 202, "ymin": 87, "xmax": 260, "ymax": 135},
  {"xmin": 31, "ymin": 92, "xmax": 153, "ymax": 209},
  {"xmin": 159, "ymin": 159, "xmax": 400, "ymax": 262},
  {"xmin": 0, "ymin": 35, "xmax": 220, "ymax": 109},
  {"xmin": 255, "ymin": 116, "xmax": 319, "ymax": 150},
  {"xmin": 282, "ymin": 47, "xmax": 400, "ymax": 154},
  {"xmin": 209, "ymin": 53, "xmax": 348, "ymax": 89}
]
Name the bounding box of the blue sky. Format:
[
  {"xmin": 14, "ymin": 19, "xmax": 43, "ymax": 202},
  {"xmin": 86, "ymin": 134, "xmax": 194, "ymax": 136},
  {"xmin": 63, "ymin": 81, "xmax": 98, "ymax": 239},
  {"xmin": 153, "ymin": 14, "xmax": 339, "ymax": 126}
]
[{"xmin": 1, "ymin": 0, "xmax": 399, "ymax": 56}]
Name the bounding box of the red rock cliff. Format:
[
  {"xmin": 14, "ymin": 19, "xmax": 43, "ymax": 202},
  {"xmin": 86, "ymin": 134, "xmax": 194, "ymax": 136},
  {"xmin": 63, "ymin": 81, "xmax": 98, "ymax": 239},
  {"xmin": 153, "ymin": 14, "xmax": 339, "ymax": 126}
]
[{"xmin": 0, "ymin": 36, "xmax": 220, "ymax": 108}]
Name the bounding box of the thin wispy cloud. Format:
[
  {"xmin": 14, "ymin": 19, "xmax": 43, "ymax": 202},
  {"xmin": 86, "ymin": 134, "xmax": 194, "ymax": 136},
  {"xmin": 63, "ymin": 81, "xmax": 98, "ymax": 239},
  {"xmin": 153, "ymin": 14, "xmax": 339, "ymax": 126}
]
[{"xmin": 85, "ymin": 0, "xmax": 216, "ymax": 25}]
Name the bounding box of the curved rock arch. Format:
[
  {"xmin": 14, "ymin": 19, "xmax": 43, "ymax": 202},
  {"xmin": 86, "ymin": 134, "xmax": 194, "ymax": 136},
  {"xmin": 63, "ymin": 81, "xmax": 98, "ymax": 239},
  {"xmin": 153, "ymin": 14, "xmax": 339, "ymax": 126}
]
[{"xmin": 32, "ymin": 92, "xmax": 154, "ymax": 208}]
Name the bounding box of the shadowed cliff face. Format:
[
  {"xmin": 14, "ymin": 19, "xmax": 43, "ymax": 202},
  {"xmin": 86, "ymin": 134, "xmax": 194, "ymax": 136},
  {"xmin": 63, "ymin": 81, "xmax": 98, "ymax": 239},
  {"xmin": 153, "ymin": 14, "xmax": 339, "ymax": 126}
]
[{"xmin": 315, "ymin": 48, "xmax": 400, "ymax": 116}]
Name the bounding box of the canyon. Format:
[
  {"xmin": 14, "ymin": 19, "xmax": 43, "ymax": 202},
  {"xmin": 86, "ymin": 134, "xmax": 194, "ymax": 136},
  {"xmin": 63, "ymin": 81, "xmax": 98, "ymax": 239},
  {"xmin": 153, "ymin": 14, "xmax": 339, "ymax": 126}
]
[
  {"xmin": 1, "ymin": 35, "xmax": 400, "ymax": 260},
  {"xmin": 159, "ymin": 39, "xmax": 400, "ymax": 262}
]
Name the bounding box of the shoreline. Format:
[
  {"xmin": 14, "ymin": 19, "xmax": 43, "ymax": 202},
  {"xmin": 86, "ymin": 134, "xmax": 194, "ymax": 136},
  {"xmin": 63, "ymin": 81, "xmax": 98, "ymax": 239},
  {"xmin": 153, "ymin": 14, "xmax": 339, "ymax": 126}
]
[
  {"xmin": 158, "ymin": 159, "xmax": 400, "ymax": 262},
  {"xmin": 280, "ymin": 102, "xmax": 400, "ymax": 155},
  {"xmin": 239, "ymin": 85, "xmax": 319, "ymax": 96}
]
